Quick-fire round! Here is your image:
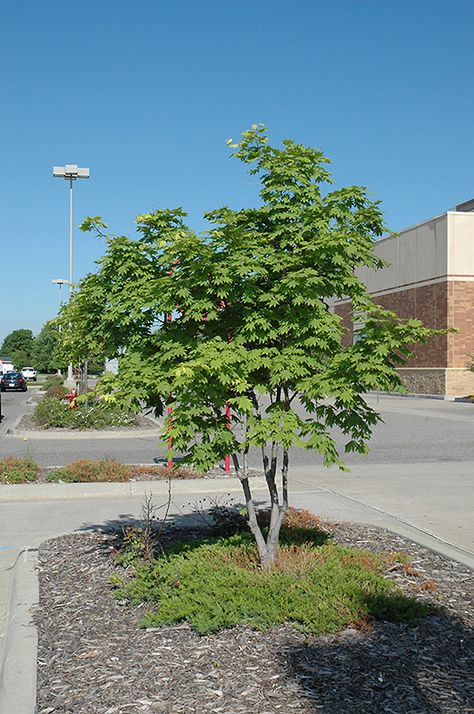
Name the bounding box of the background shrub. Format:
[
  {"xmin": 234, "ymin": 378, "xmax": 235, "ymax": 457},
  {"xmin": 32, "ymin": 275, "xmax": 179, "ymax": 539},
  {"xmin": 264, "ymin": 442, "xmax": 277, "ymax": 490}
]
[
  {"xmin": 74, "ymin": 402, "xmax": 135, "ymax": 429},
  {"xmin": 0, "ymin": 457, "xmax": 39, "ymax": 484},
  {"xmin": 48, "ymin": 460, "xmax": 132, "ymax": 482},
  {"xmin": 42, "ymin": 374, "xmax": 65, "ymax": 391},
  {"xmin": 33, "ymin": 396, "xmax": 73, "ymax": 428},
  {"xmin": 32, "ymin": 396, "xmax": 135, "ymax": 429},
  {"xmin": 46, "ymin": 460, "xmax": 201, "ymax": 482},
  {"xmin": 45, "ymin": 384, "xmax": 69, "ymax": 399}
]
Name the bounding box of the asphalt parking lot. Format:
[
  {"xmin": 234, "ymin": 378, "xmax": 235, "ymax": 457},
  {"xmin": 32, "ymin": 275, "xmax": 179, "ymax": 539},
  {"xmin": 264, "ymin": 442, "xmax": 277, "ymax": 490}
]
[
  {"xmin": 1, "ymin": 390, "xmax": 474, "ymax": 466},
  {"xmin": 1, "ymin": 390, "xmax": 473, "ymax": 558}
]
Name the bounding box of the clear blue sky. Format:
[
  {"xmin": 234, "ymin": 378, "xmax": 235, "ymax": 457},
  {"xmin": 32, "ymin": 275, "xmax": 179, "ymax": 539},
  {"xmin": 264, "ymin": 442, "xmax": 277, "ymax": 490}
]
[{"xmin": 1, "ymin": 0, "xmax": 473, "ymax": 345}]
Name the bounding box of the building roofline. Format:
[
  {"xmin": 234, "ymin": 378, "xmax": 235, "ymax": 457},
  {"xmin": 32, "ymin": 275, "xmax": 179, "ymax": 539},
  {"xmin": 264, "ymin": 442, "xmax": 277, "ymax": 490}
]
[
  {"xmin": 377, "ymin": 207, "xmax": 474, "ymax": 246},
  {"xmin": 377, "ymin": 212, "xmax": 447, "ymax": 245}
]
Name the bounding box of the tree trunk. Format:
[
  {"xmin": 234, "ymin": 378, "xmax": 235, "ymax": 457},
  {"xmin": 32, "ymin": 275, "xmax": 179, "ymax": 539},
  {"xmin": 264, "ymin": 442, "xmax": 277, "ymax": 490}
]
[
  {"xmin": 81, "ymin": 359, "xmax": 88, "ymax": 399},
  {"xmin": 236, "ymin": 448, "xmax": 290, "ymax": 569},
  {"xmin": 236, "ymin": 391, "xmax": 290, "ymax": 568},
  {"xmin": 265, "ymin": 458, "xmax": 288, "ymax": 566},
  {"xmin": 239, "ymin": 473, "xmax": 271, "ymax": 565}
]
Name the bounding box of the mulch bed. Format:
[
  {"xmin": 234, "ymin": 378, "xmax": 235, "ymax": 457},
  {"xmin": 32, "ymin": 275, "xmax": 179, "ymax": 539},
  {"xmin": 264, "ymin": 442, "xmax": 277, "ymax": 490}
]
[{"xmin": 36, "ymin": 524, "xmax": 474, "ymax": 714}]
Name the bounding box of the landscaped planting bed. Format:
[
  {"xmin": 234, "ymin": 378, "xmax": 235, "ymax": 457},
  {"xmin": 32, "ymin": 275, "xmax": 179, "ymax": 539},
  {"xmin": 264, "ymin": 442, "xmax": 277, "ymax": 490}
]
[
  {"xmin": 36, "ymin": 515, "xmax": 474, "ymax": 713},
  {"xmin": 0, "ymin": 458, "xmax": 208, "ymax": 484},
  {"xmin": 32, "ymin": 396, "xmax": 137, "ymax": 429}
]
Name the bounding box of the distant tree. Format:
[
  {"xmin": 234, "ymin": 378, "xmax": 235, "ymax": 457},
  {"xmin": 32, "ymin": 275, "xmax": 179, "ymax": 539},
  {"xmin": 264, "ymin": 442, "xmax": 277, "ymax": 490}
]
[
  {"xmin": 1, "ymin": 329, "xmax": 34, "ymax": 369},
  {"xmin": 59, "ymin": 125, "xmax": 437, "ymax": 567},
  {"xmin": 54, "ymin": 271, "xmax": 108, "ymax": 383},
  {"xmin": 31, "ymin": 321, "xmax": 63, "ymax": 373}
]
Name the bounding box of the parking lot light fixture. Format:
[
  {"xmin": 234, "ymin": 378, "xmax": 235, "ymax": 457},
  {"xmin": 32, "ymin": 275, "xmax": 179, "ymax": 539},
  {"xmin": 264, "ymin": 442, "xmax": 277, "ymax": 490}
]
[{"xmin": 52, "ymin": 278, "xmax": 69, "ymax": 307}]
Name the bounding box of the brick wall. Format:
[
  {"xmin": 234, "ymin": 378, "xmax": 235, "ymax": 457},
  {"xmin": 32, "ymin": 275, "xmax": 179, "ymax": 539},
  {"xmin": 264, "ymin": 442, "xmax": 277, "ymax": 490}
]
[
  {"xmin": 374, "ymin": 282, "xmax": 448, "ymax": 368},
  {"xmin": 334, "ymin": 282, "xmax": 449, "ymax": 366},
  {"xmin": 448, "ymin": 282, "xmax": 474, "ymax": 368},
  {"xmin": 334, "ymin": 302, "xmax": 352, "ymax": 347},
  {"xmin": 335, "ymin": 279, "xmax": 474, "ymax": 376}
]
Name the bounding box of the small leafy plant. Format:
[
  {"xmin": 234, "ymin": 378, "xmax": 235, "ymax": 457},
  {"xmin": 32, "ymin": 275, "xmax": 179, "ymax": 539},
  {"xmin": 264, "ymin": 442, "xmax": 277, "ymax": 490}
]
[
  {"xmin": 117, "ymin": 527, "xmax": 152, "ymax": 567},
  {"xmin": 116, "ymin": 493, "xmax": 164, "ymax": 565}
]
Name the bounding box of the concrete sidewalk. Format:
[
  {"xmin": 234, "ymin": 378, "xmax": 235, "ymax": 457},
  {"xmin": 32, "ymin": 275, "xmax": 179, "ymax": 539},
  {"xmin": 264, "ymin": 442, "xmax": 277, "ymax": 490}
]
[{"xmin": 1, "ymin": 469, "xmax": 473, "ymax": 714}]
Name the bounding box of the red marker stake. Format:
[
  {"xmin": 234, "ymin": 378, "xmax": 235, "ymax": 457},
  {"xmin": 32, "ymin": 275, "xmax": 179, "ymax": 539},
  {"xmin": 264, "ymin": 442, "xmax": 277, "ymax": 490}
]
[
  {"xmin": 167, "ymin": 405, "xmax": 173, "ymax": 471},
  {"xmin": 224, "ymin": 326, "xmax": 232, "ymax": 473},
  {"xmin": 225, "ymin": 402, "xmax": 231, "ymax": 472},
  {"xmin": 167, "ymin": 312, "xmax": 173, "ymax": 470}
]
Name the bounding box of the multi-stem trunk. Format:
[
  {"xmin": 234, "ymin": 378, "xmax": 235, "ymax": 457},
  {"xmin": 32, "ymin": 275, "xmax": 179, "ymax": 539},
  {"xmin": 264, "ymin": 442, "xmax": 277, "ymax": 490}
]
[
  {"xmin": 234, "ymin": 389, "xmax": 291, "ymax": 566},
  {"xmin": 235, "ymin": 445, "xmax": 289, "ymax": 568}
]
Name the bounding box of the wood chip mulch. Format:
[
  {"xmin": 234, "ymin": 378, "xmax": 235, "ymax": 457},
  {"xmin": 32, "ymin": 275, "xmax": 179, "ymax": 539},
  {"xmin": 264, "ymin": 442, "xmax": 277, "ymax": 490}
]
[{"xmin": 36, "ymin": 523, "xmax": 474, "ymax": 714}]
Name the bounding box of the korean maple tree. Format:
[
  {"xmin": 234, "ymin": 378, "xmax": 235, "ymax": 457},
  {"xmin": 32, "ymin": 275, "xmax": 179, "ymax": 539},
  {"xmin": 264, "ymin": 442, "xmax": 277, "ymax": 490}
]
[{"xmin": 60, "ymin": 126, "xmax": 434, "ymax": 566}]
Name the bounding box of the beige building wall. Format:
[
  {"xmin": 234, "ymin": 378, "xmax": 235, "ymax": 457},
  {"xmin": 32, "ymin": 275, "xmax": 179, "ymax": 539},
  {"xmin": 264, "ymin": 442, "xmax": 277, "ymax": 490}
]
[
  {"xmin": 447, "ymin": 212, "xmax": 474, "ymax": 277},
  {"xmin": 334, "ymin": 209, "xmax": 474, "ymax": 396},
  {"xmin": 356, "ymin": 213, "xmax": 448, "ymax": 296}
]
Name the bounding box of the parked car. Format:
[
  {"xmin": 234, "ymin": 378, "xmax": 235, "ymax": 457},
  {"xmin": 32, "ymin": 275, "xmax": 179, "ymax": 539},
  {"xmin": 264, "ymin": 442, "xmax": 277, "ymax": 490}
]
[
  {"xmin": 21, "ymin": 367, "xmax": 37, "ymax": 381},
  {"xmin": 0, "ymin": 372, "xmax": 27, "ymax": 392}
]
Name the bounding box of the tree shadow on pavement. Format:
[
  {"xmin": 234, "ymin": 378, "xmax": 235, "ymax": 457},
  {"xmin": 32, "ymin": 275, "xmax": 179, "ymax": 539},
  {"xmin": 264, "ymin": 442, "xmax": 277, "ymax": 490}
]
[
  {"xmin": 285, "ymin": 600, "xmax": 474, "ymax": 714},
  {"xmin": 75, "ymin": 498, "xmax": 270, "ymax": 552}
]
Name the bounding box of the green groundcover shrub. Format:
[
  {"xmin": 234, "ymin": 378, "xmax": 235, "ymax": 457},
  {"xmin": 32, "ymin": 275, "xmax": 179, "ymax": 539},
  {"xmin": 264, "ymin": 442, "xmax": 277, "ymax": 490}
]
[
  {"xmin": 110, "ymin": 530, "xmax": 435, "ymax": 635},
  {"xmin": 33, "ymin": 396, "xmax": 135, "ymax": 429},
  {"xmin": 0, "ymin": 457, "xmax": 39, "ymax": 484}
]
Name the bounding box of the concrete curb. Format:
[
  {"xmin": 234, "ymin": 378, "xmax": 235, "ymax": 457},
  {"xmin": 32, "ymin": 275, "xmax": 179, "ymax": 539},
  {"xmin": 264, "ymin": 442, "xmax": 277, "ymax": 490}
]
[
  {"xmin": 290, "ymin": 487, "xmax": 474, "ymax": 571},
  {"xmin": 367, "ymin": 390, "xmax": 473, "ymax": 402},
  {"xmin": 0, "ymin": 547, "xmax": 38, "ymax": 714},
  {"xmin": 0, "ymin": 476, "xmax": 267, "ymax": 502}
]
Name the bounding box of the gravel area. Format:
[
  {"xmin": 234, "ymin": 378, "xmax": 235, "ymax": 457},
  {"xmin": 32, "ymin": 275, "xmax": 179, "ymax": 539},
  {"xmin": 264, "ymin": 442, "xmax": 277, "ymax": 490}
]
[{"xmin": 36, "ymin": 523, "xmax": 474, "ymax": 714}]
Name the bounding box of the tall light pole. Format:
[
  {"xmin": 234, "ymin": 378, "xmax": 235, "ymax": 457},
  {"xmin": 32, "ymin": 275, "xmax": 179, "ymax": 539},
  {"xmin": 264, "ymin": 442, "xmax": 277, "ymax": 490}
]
[
  {"xmin": 52, "ymin": 165, "xmax": 90, "ymax": 300},
  {"xmin": 51, "ymin": 279, "xmax": 68, "ymax": 377},
  {"xmin": 52, "ymin": 165, "xmax": 90, "ymax": 380}
]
